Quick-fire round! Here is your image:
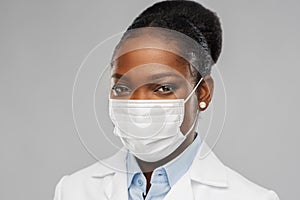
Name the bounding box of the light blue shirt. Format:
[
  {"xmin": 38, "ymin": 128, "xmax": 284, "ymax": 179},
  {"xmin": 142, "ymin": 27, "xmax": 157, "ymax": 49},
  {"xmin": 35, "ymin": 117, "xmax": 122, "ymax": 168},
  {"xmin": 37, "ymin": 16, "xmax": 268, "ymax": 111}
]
[{"xmin": 126, "ymin": 134, "xmax": 201, "ymax": 200}]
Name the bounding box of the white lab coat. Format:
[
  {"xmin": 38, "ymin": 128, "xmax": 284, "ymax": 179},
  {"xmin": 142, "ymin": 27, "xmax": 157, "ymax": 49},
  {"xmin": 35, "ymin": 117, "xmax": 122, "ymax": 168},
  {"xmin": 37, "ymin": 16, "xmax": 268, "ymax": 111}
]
[{"xmin": 53, "ymin": 143, "xmax": 280, "ymax": 200}]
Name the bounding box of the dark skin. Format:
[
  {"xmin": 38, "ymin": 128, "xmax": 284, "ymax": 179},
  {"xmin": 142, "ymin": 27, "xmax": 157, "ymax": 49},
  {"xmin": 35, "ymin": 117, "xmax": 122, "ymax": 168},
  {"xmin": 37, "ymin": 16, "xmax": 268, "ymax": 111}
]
[{"xmin": 110, "ymin": 36, "xmax": 214, "ymax": 193}]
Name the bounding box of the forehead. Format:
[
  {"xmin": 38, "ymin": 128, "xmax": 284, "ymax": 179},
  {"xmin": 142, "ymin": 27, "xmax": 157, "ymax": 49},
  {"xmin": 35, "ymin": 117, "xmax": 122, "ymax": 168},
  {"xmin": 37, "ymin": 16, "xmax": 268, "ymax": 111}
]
[
  {"xmin": 112, "ymin": 36, "xmax": 191, "ymax": 77},
  {"xmin": 113, "ymin": 48, "xmax": 188, "ymax": 72},
  {"xmin": 113, "ymin": 29, "xmax": 181, "ymax": 58}
]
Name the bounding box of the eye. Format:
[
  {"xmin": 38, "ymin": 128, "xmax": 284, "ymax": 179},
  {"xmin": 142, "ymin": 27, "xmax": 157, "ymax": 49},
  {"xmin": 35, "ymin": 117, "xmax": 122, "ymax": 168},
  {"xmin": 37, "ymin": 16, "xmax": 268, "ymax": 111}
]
[
  {"xmin": 111, "ymin": 85, "xmax": 132, "ymax": 96},
  {"xmin": 154, "ymin": 84, "xmax": 177, "ymax": 95}
]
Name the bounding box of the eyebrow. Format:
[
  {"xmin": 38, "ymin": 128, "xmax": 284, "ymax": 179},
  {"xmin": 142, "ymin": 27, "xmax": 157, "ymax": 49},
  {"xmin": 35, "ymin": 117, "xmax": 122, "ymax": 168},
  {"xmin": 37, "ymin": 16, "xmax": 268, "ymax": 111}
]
[
  {"xmin": 111, "ymin": 73, "xmax": 129, "ymax": 81},
  {"xmin": 150, "ymin": 72, "xmax": 184, "ymax": 81},
  {"xmin": 111, "ymin": 72, "xmax": 184, "ymax": 82}
]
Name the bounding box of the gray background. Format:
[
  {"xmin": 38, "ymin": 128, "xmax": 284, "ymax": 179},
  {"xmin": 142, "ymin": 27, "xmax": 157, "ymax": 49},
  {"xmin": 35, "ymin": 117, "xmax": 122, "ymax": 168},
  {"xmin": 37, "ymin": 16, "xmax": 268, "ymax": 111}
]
[{"xmin": 0, "ymin": 0, "xmax": 299, "ymax": 199}]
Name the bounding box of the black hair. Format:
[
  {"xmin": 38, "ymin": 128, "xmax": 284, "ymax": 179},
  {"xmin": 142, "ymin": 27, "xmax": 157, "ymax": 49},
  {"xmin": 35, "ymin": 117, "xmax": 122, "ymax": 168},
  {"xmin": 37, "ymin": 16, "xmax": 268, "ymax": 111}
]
[
  {"xmin": 128, "ymin": 0, "xmax": 222, "ymax": 63},
  {"xmin": 113, "ymin": 0, "xmax": 222, "ymax": 81}
]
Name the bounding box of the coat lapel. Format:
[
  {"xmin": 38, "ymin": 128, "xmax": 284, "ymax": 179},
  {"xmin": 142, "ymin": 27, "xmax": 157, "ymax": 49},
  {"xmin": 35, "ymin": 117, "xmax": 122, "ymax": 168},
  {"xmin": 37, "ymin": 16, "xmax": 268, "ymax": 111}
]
[
  {"xmin": 163, "ymin": 170, "xmax": 194, "ymax": 200},
  {"xmin": 91, "ymin": 148, "xmax": 129, "ymax": 200},
  {"xmin": 109, "ymin": 171, "xmax": 128, "ymax": 200},
  {"xmin": 90, "ymin": 143, "xmax": 228, "ymax": 200},
  {"xmin": 164, "ymin": 142, "xmax": 229, "ymax": 200},
  {"xmin": 189, "ymin": 142, "xmax": 229, "ymax": 188}
]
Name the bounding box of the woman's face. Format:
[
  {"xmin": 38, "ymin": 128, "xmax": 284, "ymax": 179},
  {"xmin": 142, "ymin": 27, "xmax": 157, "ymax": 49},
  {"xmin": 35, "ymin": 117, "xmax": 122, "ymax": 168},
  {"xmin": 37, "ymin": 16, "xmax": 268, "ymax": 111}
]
[{"xmin": 110, "ymin": 36, "xmax": 204, "ymax": 136}]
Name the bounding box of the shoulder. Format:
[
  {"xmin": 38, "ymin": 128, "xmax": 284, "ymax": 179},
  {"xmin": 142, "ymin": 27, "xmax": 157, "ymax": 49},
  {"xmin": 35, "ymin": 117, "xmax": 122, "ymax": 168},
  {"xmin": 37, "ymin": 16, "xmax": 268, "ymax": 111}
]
[
  {"xmin": 190, "ymin": 143, "xmax": 280, "ymax": 200},
  {"xmin": 53, "ymin": 162, "xmax": 110, "ymax": 200},
  {"xmin": 59, "ymin": 148, "xmax": 127, "ymax": 182},
  {"xmin": 53, "ymin": 150, "xmax": 127, "ymax": 200},
  {"xmin": 224, "ymin": 165, "xmax": 280, "ymax": 200},
  {"xmin": 58, "ymin": 161, "xmax": 108, "ymax": 185}
]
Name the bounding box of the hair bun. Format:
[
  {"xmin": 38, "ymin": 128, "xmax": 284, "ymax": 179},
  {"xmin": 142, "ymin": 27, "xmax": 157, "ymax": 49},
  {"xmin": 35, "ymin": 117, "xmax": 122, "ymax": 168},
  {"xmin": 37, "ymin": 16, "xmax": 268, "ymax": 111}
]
[{"xmin": 128, "ymin": 0, "xmax": 222, "ymax": 63}]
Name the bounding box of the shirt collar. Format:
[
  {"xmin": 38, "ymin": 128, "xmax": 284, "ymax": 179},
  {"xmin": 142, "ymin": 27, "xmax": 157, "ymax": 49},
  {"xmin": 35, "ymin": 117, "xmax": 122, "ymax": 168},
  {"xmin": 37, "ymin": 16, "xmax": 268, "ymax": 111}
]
[
  {"xmin": 126, "ymin": 150, "xmax": 143, "ymax": 188},
  {"xmin": 91, "ymin": 140, "xmax": 229, "ymax": 194},
  {"xmin": 126, "ymin": 133, "xmax": 201, "ymax": 188},
  {"xmin": 163, "ymin": 133, "xmax": 201, "ymax": 186}
]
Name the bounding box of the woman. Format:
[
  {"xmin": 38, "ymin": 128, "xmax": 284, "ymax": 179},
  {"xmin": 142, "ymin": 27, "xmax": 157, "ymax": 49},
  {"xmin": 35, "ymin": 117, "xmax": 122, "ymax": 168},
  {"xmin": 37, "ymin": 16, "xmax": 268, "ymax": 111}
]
[{"xmin": 54, "ymin": 1, "xmax": 280, "ymax": 199}]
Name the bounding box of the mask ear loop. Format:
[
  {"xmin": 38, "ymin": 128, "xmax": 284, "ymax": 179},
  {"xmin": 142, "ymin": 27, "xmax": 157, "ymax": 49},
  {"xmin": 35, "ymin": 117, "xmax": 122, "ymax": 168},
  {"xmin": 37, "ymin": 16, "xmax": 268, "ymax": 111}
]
[
  {"xmin": 182, "ymin": 77, "xmax": 203, "ymax": 137},
  {"xmin": 183, "ymin": 77, "xmax": 203, "ymax": 103}
]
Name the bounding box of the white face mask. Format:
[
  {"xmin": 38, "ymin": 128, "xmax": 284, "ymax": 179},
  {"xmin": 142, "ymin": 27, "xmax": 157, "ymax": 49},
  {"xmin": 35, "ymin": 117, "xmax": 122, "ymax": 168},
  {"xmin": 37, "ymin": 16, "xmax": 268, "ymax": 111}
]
[{"xmin": 109, "ymin": 77, "xmax": 203, "ymax": 162}]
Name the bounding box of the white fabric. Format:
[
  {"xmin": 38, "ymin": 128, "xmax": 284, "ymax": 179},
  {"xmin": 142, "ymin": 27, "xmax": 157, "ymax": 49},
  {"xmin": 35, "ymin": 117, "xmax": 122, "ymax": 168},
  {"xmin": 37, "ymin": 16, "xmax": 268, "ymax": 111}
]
[
  {"xmin": 53, "ymin": 143, "xmax": 280, "ymax": 200},
  {"xmin": 109, "ymin": 78, "xmax": 203, "ymax": 162},
  {"xmin": 109, "ymin": 99, "xmax": 188, "ymax": 162}
]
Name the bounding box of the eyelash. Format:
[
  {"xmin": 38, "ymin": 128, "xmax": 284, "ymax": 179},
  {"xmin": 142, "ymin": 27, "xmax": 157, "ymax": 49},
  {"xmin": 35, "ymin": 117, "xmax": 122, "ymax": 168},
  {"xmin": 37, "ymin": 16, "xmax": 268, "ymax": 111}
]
[
  {"xmin": 154, "ymin": 84, "xmax": 178, "ymax": 94},
  {"xmin": 111, "ymin": 83, "xmax": 178, "ymax": 96},
  {"xmin": 111, "ymin": 85, "xmax": 132, "ymax": 96}
]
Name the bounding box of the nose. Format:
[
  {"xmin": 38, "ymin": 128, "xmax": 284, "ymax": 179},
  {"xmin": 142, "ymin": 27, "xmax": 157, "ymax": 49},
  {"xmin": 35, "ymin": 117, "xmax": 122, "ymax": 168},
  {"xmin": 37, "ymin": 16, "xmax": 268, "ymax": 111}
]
[{"xmin": 130, "ymin": 87, "xmax": 152, "ymax": 100}]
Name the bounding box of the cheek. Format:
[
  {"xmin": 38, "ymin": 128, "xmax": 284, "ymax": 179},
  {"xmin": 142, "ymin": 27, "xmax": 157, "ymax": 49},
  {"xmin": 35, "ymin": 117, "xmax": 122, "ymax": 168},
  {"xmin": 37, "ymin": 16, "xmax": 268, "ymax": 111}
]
[
  {"xmin": 174, "ymin": 81, "xmax": 194, "ymax": 99},
  {"xmin": 180, "ymin": 95, "xmax": 199, "ymax": 134}
]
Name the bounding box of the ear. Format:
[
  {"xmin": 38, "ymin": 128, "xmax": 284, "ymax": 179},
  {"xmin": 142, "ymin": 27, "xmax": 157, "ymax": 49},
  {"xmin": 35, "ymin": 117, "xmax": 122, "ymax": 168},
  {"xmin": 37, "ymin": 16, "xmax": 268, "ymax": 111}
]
[{"xmin": 197, "ymin": 75, "xmax": 214, "ymax": 111}]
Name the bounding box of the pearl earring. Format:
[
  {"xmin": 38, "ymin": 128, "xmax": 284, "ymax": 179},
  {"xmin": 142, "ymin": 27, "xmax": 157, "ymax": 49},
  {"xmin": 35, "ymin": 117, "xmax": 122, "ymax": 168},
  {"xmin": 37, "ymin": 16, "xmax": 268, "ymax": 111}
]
[{"xmin": 199, "ymin": 102, "xmax": 207, "ymax": 109}]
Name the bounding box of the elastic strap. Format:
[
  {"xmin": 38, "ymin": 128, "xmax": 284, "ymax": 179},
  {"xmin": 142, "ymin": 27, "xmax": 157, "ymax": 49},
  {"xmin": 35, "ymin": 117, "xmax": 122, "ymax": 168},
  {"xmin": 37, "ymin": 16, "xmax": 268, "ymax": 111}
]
[{"xmin": 184, "ymin": 77, "xmax": 203, "ymax": 103}]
